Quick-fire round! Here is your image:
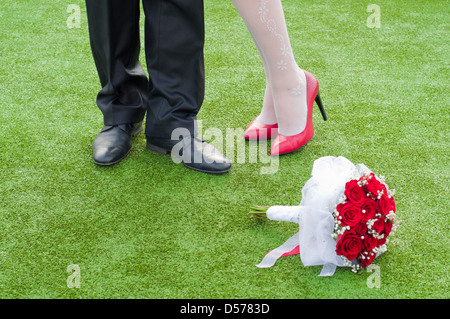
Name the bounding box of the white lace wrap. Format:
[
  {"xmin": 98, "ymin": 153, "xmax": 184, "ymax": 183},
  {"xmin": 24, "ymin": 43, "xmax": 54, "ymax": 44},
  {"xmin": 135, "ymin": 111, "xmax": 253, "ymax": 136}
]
[{"xmin": 257, "ymin": 156, "xmax": 373, "ymax": 276}]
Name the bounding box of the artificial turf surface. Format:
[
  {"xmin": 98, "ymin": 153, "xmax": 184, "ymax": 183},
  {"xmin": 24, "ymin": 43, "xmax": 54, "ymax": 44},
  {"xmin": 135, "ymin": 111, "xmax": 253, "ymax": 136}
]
[{"xmin": 0, "ymin": 0, "xmax": 448, "ymax": 299}]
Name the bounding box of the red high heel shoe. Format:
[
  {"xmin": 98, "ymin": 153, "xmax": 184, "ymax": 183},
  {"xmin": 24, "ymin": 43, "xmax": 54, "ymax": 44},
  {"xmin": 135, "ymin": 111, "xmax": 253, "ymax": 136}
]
[
  {"xmin": 243, "ymin": 116, "xmax": 278, "ymax": 140},
  {"xmin": 270, "ymin": 70, "xmax": 327, "ymax": 156}
]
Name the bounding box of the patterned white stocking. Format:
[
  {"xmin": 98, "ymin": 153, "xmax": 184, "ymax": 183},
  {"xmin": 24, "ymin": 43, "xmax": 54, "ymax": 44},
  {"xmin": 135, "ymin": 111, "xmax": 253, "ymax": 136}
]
[{"xmin": 233, "ymin": 0, "xmax": 307, "ymax": 136}]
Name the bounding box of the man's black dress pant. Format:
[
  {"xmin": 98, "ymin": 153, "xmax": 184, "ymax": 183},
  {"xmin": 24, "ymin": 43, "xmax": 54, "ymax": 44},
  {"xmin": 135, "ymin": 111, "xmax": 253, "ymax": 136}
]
[{"xmin": 86, "ymin": 0, "xmax": 205, "ymax": 139}]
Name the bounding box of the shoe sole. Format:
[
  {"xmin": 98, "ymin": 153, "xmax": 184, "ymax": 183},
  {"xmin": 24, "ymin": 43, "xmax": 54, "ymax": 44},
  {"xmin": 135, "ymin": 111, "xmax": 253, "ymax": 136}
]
[
  {"xmin": 146, "ymin": 142, "xmax": 231, "ymax": 174},
  {"xmin": 146, "ymin": 142, "xmax": 171, "ymax": 154},
  {"xmin": 183, "ymin": 163, "xmax": 232, "ymax": 174},
  {"xmin": 93, "ymin": 150, "xmax": 131, "ymax": 166}
]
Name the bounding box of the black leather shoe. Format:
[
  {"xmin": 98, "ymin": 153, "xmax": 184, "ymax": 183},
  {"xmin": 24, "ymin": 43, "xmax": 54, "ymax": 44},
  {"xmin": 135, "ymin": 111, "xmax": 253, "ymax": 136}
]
[
  {"xmin": 92, "ymin": 122, "xmax": 142, "ymax": 166},
  {"xmin": 146, "ymin": 136, "xmax": 231, "ymax": 174}
]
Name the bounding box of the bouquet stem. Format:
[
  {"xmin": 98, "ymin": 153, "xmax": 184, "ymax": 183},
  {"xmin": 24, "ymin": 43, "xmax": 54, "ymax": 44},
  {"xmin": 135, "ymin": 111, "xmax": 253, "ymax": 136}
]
[{"xmin": 249, "ymin": 206, "xmax": 270, "ymax": 219}]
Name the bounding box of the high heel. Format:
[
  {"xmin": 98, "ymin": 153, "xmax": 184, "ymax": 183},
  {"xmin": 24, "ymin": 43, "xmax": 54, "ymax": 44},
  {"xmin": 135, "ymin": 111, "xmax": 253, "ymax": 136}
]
[
  {"xmin": 315, "ymin": 92, "xmax": 327, "ymax": 121},
  {"xmin": 270, "ymin": 70, "xmax": 327, "ymax": 156},
  {"xmin": 244, "ymin": 116, "xmax": 278, "ymax": 140}
]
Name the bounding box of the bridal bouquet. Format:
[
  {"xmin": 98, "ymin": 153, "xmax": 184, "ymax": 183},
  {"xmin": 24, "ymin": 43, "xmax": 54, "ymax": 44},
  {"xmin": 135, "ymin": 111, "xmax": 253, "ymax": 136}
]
[{"xmin": 251, "ymin": 156, "xmax": 400, "ymax": 276}]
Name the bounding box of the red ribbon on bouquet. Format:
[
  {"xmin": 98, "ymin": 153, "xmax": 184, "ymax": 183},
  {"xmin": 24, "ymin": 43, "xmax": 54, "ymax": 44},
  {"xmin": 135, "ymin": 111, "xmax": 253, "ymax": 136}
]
[{"xmin": 267, "ymin": 245, "xmax": 300, "ymax": 258}]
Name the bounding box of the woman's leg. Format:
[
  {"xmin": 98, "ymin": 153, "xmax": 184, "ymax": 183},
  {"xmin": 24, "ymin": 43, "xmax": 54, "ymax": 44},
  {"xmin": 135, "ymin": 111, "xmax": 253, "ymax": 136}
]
[{"xmin": 232, "ymin": 0, "xmax": 307, "ymax": 136}]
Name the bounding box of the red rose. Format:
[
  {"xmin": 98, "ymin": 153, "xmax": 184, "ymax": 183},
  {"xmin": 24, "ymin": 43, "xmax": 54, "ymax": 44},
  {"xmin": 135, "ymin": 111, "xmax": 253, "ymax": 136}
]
[
  {"xmin": 337, "ymin": 202, "xmax": 363, "ymax": 227},
  {"xmin": 389, "ymin": 196, "xmax": 396, "ymax": 213},
  {"xmin": 360, "ymin": 252, "xmax": 376, "ymax": 268},
  {"xmin": 383, "ymin": 220, "xmax": 394, "ymax": 237},
  {"xmin": 354, "ymin": 221, "xmax": 368, "ymax": 235},
  {"xmin": 344, "ymin": 180, "xmax": 367, "ymax": 207},
  {"xmin": 363, "ymin": 234, "xmax": 378, "ymax": 252},
  {"xmin": 378, "ymin": 237, "xmax": 387, "ymax": 246},
  {"xmin": 361, "ymin": 198, "xmax": 376, "ymax": 221},
  {"xmin": 371, "ymin": 217, "xmax": 386, "ymax": 234},
  {"xmin": 364, "ymin": 174, "xmax": 384, "ymax": 199},
  {"xmin": 336, "ymin": 231, "xmax": 363, "ymax": 261},
  {"xmin": 376, "ymin": 193, "xmax": 393, "ymax": 215}
]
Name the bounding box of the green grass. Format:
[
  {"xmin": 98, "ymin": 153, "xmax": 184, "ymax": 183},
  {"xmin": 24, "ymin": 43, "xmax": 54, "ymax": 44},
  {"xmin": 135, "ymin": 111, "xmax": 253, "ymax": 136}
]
[{"xmin": 0, "ymin": 0, "xmax": 448, "ymax": 299}]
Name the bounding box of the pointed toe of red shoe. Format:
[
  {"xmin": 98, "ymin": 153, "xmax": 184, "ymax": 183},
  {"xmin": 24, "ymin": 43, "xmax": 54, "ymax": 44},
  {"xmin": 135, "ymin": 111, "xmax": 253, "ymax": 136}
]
[
  {"xmin": 244, "ymin": 117, "xmax": 278, "ymax": 140},
  {"xmin": 270, "ymin": 131, "xmax": 313, "ymax": 156}
]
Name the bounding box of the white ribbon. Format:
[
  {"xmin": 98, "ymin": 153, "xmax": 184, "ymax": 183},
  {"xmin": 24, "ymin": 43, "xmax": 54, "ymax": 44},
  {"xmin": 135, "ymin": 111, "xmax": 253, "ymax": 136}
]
[
  {"xmin": 318, "ymin": 263, "xmax": 337, "ymax": 277},
  {"xmin": 256, "ymin": 233, "xmax": 338, "ymax": 276},
  {"xmin": 255, "ymin": 233, "xmax": 299, "ymax": 268}
]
